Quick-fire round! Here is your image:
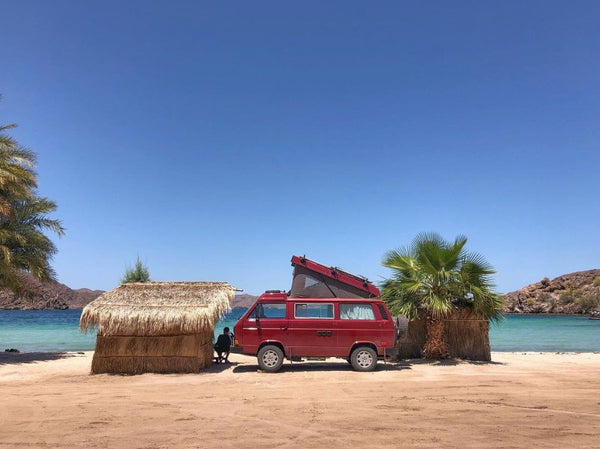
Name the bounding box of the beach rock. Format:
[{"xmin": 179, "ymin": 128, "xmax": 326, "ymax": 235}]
[
  {"xmin": 0, "ymin": 273, "xmax": 104, "ymax": 310},
  {"xmin": 503, "ymin": 269, "xmax": 600, "ymax": 315}
]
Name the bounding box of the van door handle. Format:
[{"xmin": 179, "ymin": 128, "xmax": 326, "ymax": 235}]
[
  {"xmin": 317, "ymin": 331, "xmax": 332, "ymax": 337},
  {"xmin": 280, "ymin": 326, "xmax": 288, "ymax": 330}
]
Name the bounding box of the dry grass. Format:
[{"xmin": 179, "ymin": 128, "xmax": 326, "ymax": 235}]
[
  {"xmin": 444, "ymin": 308, "xmax": 491, "ymax": 361},
  {"xmin": 80, "ymin": 282, "xmax": 234, "ymax": 336},
  {"xmin": 91, "ymin": 354, "xmax": 211, "ymax": 374},
  {"xmin": 397, "ymin": 316, "xmax": 427, "ymax": 359},
  {"xmin": 79, "ymin": 282, "xmax": 234, "ymax": 374},
  {"xmin": 397, "ymin": 309, "xmax": 491, "ymax": 361},
  {"xmin": 91, "ymin": 334, "xmax": 215, "ymax": 374}
]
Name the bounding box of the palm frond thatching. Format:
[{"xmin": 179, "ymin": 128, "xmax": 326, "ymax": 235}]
[
  {"xmin": 80, "ymin": 281, "xmax": 235, "ymax": 336},
  {"xmin": 395, "ymin": 309, "xmax": 491, "ymax": 361}
]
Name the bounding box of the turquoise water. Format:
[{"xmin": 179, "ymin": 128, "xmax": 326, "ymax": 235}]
[
  {"xmin": 1, "ymin": 310, "xmax": 599, "ymax": 353},
  {"xmin": 0, "ymin": 310, "xmax": 96, "ymax": 352},
  {"xmin": 489, "ymin": 314, "xmax": 600, "ymax": 352}
]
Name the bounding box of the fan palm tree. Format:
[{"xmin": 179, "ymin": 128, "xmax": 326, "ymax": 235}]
[{"xmin": 381, "ymin": 233, "xmax": 503, "ymax": 359}]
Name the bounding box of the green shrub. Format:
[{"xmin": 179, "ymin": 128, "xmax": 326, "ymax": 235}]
[
  {"xmin": 593, "ymin": 275, "xmax": 600, "ymax": 286},
  {"xmin": 541, "ymin": 277, "xmax": 550, "ymax": 287},
  {"xmin": 121, "ymin": 257, "xmax": 150, "ymax": 284},
  {"xmin": 559, "ymin": 289, "xmax": 574, "ymax": 305},
  {"xmin": 537, "ymin": 292, "xmax": 552, "ymax": 303},
  {"xmin": 577, "ymin": 294, "xmax": 600, "ymax": 313}
]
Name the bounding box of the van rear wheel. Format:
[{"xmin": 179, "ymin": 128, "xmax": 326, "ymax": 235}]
[
  {"xmin": 257, "ymin": 345, "xmax": 284, "ymax": 372},
  {"xmin": 350, "ymin": 346, "xmax": 377, "ymax": 372}
]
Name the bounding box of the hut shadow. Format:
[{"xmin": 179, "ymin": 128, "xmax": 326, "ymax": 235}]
[
  {"xmin": 232, "ymin": 361, "xmax": 411, "ymax": 374},
  {"xmin": 0, "ymin": 351, "xmax": 80, "ymax": 366},
  {"xmin": 205, "ymin": 361, "xmax": 242, "ymax": 373}
]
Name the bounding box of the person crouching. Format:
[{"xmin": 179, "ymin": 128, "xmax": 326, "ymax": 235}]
[{"xmin": 214, "ymin": 327, "xmax": 232, "ymax": 364}]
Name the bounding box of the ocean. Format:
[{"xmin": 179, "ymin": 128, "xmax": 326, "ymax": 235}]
[{"xmin": 1, "ymin": 309, "xmax": 599, "ymax": 353}]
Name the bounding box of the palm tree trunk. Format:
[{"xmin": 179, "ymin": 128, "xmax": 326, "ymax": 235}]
[{"xmin": 422, "ymin": 314, "xmax": 449, "ymax": 359}]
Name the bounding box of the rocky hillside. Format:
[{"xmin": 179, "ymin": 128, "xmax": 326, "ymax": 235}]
[
  {"xmin": 0, "ymin": 279, "xmax": 256, "ymax": 311},
  {"xmin": 0, "ymin": 275, "xmax": 104, "ymax": 310},
  {"xmin": 503, "ymin": 269, "xmax": 600, "ymax": 314}
]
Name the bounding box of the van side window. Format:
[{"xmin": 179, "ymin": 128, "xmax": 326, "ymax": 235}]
[
  {"xmin": 377, "ymin": 304, "xmax": 389, "ymax": 320},
  {"xmin": 294, "ymin": 303, "xmax": 334, "ymax": 319},
  {"xmin": 249, "ymin": 303, "xmax": 286, "ymax": 319},
  {"xmin": 340, "ymin": 303, "xmax": 376, "ymax": 320}
]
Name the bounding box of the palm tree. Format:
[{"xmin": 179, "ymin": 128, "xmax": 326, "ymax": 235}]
[
  {"xmin": 0, "ymin": 97, "xmax": 65, "ymax": 293},
  {"xmin": 0, "ymin": 122, "xmax": 37, "ymax": 214},
  {"xmin": 0, "ymin": 197, "xmax": 65, "ymax": 293},
  {"xmin": 381, "ymin": 233, "xmax": 503, "ymax": 359}
]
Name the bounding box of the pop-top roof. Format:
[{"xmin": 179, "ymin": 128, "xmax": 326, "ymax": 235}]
[{"xmin": 289, "ymin": 256, "xmax": 380, "ymax": 299}]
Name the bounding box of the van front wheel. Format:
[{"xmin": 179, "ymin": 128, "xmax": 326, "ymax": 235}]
[
  {"xmin": 257, "ymin": 345, "xmax": 284, "ymax": 372},
  {"xmin": 350, "ymin": 346, "xmax": 377, "ymax": 372}
]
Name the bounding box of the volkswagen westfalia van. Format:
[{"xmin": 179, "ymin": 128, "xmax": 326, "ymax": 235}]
[
  {"xmin": 233, "ymin": 290, "xmax": 396, "ymax": 372},
  {"xmin": 233, "ymin": 256, "xmax": 397, "ymax": 372}
]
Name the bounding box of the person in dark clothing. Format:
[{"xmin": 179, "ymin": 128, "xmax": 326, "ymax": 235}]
[{"xmin": 214, "ymin": 327, "xmax": 233, "ymax": 363}]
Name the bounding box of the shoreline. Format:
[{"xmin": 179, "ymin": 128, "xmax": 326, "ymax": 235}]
[
  {"xmin": 3, "ymin": 345, "xmax": 600, "ymax": 359},
  {"xmin": 2, "ymin": 305, "xmax": 598, "ymax": 316},
  {"xmin": 1, "ymin": 307, "xmax": 596, "ymax": 315}
]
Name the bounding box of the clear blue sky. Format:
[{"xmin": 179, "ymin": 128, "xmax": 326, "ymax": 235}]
[{"xmin": 1, "ymin": 1, "xmax": 598, "ymax": 294}]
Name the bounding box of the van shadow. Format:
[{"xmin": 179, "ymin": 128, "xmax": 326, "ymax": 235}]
[
  {"xmin": 233, "ymin": 361, "xmax": 411, "ymax": 374},
  {"xmin": 0, "ymin": 351, "xmax": 80, "ymax": 366}
]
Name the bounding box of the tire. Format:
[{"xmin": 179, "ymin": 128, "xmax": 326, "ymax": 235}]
[
  {"xmin": 350, "ymin": 346, "xmax": 378, "ymax": 372},
  {"xmin": 257, "ymin": 345, "xmax": 284, "ymax": 372}
]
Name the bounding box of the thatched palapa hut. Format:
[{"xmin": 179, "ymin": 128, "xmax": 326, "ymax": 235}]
[{"xmin": 80, "ymin": 282, "xmax": 235, "ymax": 374}]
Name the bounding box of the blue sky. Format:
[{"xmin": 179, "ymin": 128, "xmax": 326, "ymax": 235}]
[{"xmin": 1, "ymin": 1, "xmax": 599, "ymax": 294}]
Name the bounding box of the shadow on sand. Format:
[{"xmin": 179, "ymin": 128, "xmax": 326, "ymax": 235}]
[
  {"xmin": 233, "ymin": 360, "xmax": 412, "ymax": 374},
  {"xmin": 399, "ymin": 358, "xmax": 505, "ymax": 367},
  {"xmin": 0, "ymin": 351, "xmax": 82, "ymax": 366},
  {"xmin": 204, "ymin": 361, "xmax": 242, "ymax": 374}
]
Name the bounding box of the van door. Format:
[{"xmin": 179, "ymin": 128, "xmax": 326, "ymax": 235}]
[
  {"xmin": 287, "ymin": 301, "xmax": 338, "ymax": 357},
  {"xmin": 243, "ymin": 302, "xmax": 288, "ymax": 354}
]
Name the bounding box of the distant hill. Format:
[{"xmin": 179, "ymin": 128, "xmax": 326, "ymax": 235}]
[
  {"xmin": 0, "ymin": 282, "xmax": 258, "ymax": 311},
  {"xmin": 503, "ymin": 269, "xmax": 600, "ymax": 314},
  {"xmin": 0, "ymin": 274, "xmax": 104, "ymax": 310}
]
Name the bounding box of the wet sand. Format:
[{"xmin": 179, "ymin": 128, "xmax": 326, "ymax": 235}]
[{"xmin": 1, "ymin": 352, "xmax": 599, "ymax": 448}]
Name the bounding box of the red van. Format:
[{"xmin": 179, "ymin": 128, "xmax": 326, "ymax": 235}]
[{"xmin": 232, "ymin": 256, "xmax": 397, "ymax": 372}]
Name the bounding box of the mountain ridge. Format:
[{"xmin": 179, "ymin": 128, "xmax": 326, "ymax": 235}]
[
  {"xmin": 503, "ymin": 269, "xmax": 600, "ymax": 314},
  {"xmin": 0, "ymin": 274, "xmax": 104, "ymax": 310}
]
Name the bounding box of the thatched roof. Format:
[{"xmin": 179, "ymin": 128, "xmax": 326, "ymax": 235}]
[{"xmin": 79, "ymin": 282, "xmax": 235, "ymax": 336}]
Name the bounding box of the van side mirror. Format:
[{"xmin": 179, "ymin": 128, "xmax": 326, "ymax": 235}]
[{"xmin": 255, "ymin": 304, "xmax": 262, "ymax": 322}]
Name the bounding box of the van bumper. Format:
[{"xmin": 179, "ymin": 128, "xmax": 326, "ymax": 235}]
[{"xmin": 229, "ymin": 346, "xmax": 243, "ymax": 354}]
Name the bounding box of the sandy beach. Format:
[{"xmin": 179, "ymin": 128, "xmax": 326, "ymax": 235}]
[{"xmin": 1, "ymin": 352, "xmax": 599, "ymax": 449}]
